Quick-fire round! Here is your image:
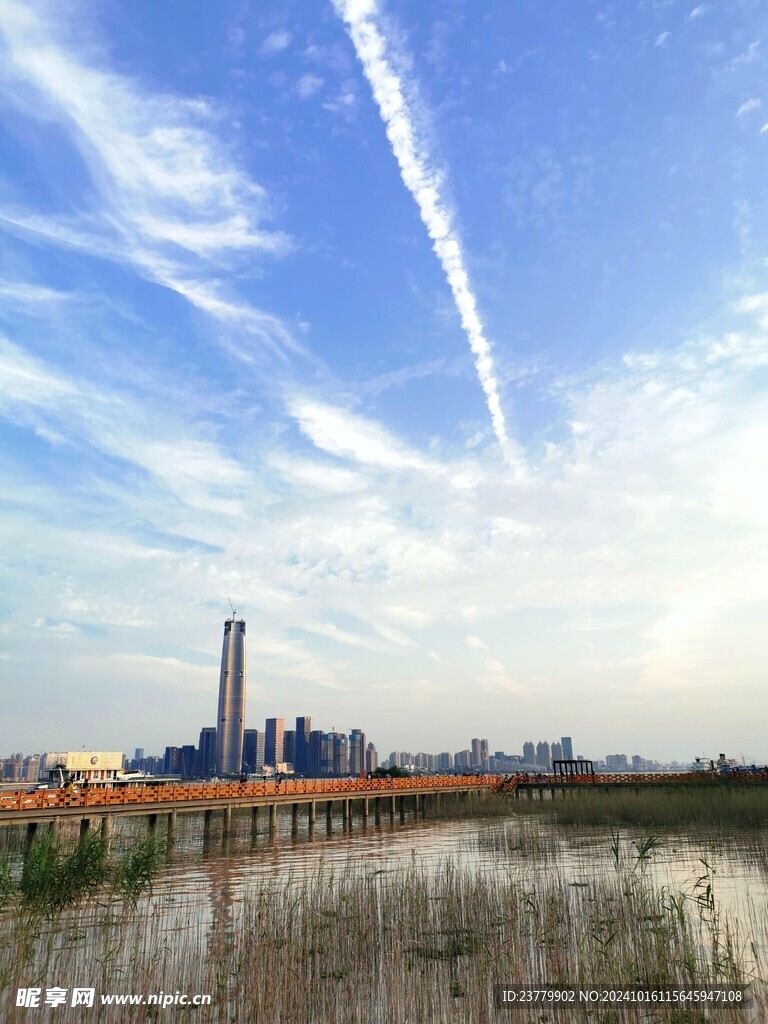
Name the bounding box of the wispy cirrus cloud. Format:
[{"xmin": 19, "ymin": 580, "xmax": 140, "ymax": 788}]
[
  {"xmin": 333, "ymin": 0, "xmax": 517, "ymax": 466},
  {"xmin": 0, "ymin": 0, "xmax": 297, "ymax": 357}
]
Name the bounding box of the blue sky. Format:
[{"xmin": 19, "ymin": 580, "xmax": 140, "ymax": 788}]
[{"xmin": 1, "ymin": 0, "xmax": 767, "ymax": 762}]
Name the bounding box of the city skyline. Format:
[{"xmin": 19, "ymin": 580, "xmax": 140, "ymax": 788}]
[{"xmin": 2, "ymin": 2, "xmax": 768, "ymax": 761}]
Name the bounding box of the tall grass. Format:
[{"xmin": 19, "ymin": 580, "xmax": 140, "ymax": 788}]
[
  {"xmin": 514, "ymin": 785, "xmax": 768, "ymax": 829},
  {"xmin": 0, "ymin": 854, "xmax": 762, "ymax": 1023}
]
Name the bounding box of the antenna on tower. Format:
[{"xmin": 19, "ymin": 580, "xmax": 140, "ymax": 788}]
[{"xmin": 228, "ymin": 596, "xmax": 237, "ymax": 620}]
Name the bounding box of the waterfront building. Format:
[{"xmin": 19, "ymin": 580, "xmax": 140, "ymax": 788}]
[
  {"xmin": 365, "ymin": 742, "xmax": 378, "ymax": 773},
  {"xmin": 309, "ymin": 730, "xmax": 323, "ymax": 775},
  {"xmin": 561, "ymin": 737, "xmax": 574, "ymax": 761},
  {"xmin": 216, "ymin": 617, "xmax": 246, "ymax": 775},
  {"xmin": 283, "ymin": 729, "xmax": 296, "ymax": 768},
  {"xmin": 180, "ymin": 744, "xmax": 197, "ymax": 778},
  {"xmin": 522, "ymin": 741, "xmax": 535, "ymax": 765}
]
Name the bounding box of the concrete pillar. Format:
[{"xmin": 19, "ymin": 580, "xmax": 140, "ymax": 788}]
[
  {"xmin": 223, "ymin": 804, "xmax": 233, "ymax": 837},
  {"xmin": 362, "ymin": 798, "xmax": 369, "ymax": 826},
  {"xmin": 326, "ymin": 800, "xmax": 333, "ymax": 832},
  {"xmin": 414, "ymin": 793, "xmax": 421, "ymax": 818},
  {"xmin": 100, "ymin": 815, "xmax": 113, "ymax": 840},
  {"xmin": 25, "ymin": 821, "xmax": 38, "ymax": 852},
  {"xmin": 291, "ymin": 803, "xmax": 299, "ymax": 834},
  {"xmin": 48, "ymin": 817, "xmax": 60, "ymax": 836},
  {"xmin": 399, "ymin": 796, "xmax": 405, "ymax": 823},
  {"xmin": 526, "ymin": 787, "xmax": 532, "ymax": 801},
  {"xmin": 344, "ymin": 798, "xmax": 351, "ymax": 828},
  {"xmin": 147, "ymin": 814, "xmax": 157, "ymax": 833},
  {"xmin": 268, "ymin": 803, "xmax": 276, "ymax": 834},
  {"xmin": 251, "ymin": 805, "xmax": 260, "ymax": 839},
  {"xmin": 203, "ymin": 809, "xmax": 213, "ymax": 839},
  {"xmin": 167, "ymin": 810, "xmax": 177, "ymax": 842},
  {"xmin": 308, "ymin": 800, "xmax": 316, "ymax": 834},
  {"xmin": 390, "ymin": 794, "xmax": 396, "ymax": 821},
  {"xmin": 374, "ymin": 797, "xmax": 381, "ymax": 825}
]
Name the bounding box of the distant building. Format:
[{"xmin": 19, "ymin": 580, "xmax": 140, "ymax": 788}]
[
  {"xmin": 349, "ymin": 729, "xmax": 366, "ymax": 775},
  {"xmin": 436, "ymin": 752, "xmax": 452, "ymax": 771},
  {"xmin": 522, "ymin": 741, "xmax": 535, "ymax": 766},
  {"xmin": 242, "ymin": 730, "xmax": 258, "ymax": 772},
  {"xmin": 295, "ymin": 717, "xmax": 311, "ymax": 774},
  {"xmin": 605, "ymin": 754, "xmax": 628, "ymax": 772},
  {"xmin": 264, "ymin": 718, "xmax": 285, "ymax": 768},
  {"xmin": 333, "ymin": 734, "xmax": 348, "ymax": 775},
  {"xmin": 216, "ymin": 616, "xmax": 246, "ymax": 775},
  {"xmin": 163, "ymin": 746, "xmax": 181, "ymax": 775},
  {"xmin": 309, "ymin": 730, "xmax": 323, "ymax": 775},
  {"xmin": 631, "ymin": 755, "xmax": 646, "ymax": 772},
  {"xmin": 536, "ymin": 741, "xmax": 551, "ymax": 770},
  {"xmin": 197, "ymin": 727, "xmax": 217, "ymax": 776},
  {"xmin": 561, "ymin": 737, "xmax": 574, "ymax": 761},
  {"xmin": 134, "ymin": 747, "xmax": 144, "ymax": 762},
  {"xmin": 180, "ymin": 745, "xmax": 197, "ymax": 778},
  {"xmin": 283, "ymin": 729, "xmax": 296, "ymax": 768},
  {"xmin": 551, "ymin": 741, "xmax": 563, "ymax": 762},
  {"xmin": 454, "ymin": 749, "xmax": 470, "ymax": 769},
  {"xmin": 365, "ymin": 742, "xmax": 378, "ymax": 773}
]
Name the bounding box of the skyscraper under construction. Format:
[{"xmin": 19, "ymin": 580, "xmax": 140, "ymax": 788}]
[{"xmin": 216, "ymin": 616, "xmax": 246, "ymax": 775}]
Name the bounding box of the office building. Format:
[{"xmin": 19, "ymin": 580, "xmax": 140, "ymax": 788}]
[
  {"xmin": 242, "ymin": 730, "xmax": 258, "ymax": 773},
  {"xmin": 264, "ymin": 718, "xmax": 284, "ymax": 768},
  {"xmin": 295, "ymin": 717, "xmax": 311, "ymax": 775},
  {"xmin": 522, "ymin": 741, "xmax": 535, "ymax": 766},
  {"xmin": 349, "ymin": 729, "xmax": 366, "ymax": 775},
  {"xmin": 561, "ymin": 737, "xmax": 574, "ymax": 761},
  {"xmin": 365, "ymin": 742, "xmax": 378, "ymax": 773},
  {"xmin": 180, "ymin": 745, "xmax": 197, "ymax": 778},
  {"xmin": 283, "ymin": 730, "xmax": 296, "ymax": 768},
  {"xmin": 198, "ymin": 727, "xmax": 217, "ymax": 776},
  {"xmin": 134, "ymin": 747, "xmax": 144, "ymax": 762},
  {"xmin": 551, "ymin": 741, "xmax": 563, "ymax": 762},
  {"xmin": 309, "ymin": 730, "xmax": 323, "ymax": 776},
  {"xmin": 333, "ymin": 733, "xmax": 348, "ymax": 775},
  {"xmin": 216, "ymin": 616, "xmax": 246, "ymax": 775},
  {"xmin": 163, "ymin": 746, "xmax": 181, "ymax": 775}
]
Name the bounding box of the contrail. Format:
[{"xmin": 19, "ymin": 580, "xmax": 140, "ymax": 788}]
[{"xmin": 334, "ymin": 0, "xmax": 513, "ymax": 458}]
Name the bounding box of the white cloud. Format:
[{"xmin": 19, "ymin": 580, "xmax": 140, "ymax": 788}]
[
  {"xmin": 736, "ymin": 98, "xmax": 761, "ymax": 118},
  {"xmin": 334, "ymin": 0, "xmax": 518, "ymax": 466},
  {"xmin": 297, "ymin": 73, "xmax": 324, "ymax": 99},
  {"xmin": 655, "ymin": 32, "xmax": 670, "ymax": 47},
  {"xmin": 0, "ymin": 0, "xmax": 296, "ymax": 356},
  {"xmin": 261, "ymin": 30, "xmax": 293, "ymax": 55},
  {"xmin": 688, "ymin": 5, "xmax": 707, "ymax": 20}
]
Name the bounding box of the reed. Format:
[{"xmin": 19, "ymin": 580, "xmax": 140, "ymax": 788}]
[
  {"xmin": 0, "ymin": 851, "xmax": 763, "ymax": 1023},
  {"xmin": 514, "ymin": 785, "xmax": 768, "ymax": 829}
]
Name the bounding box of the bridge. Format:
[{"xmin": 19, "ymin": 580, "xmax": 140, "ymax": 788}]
[{"xmin": 0, "ymin": 774, "xmax": 499, "ymax": 848}]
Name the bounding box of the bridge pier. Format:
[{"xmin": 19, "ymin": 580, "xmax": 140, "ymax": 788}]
[
  {"xmin": 80, "ymin": 817, "xmax": 91, "ymax": 837},
  {"xmin": 308, "ymin": 801, "xmax": 316, "ymax": 834},
  {"xmin": 362, "ymin": 798, "xmax": 369, "ymax": 826},
  {"xmin": 344, "ymin": 798, "xmax": 351, "ymax": 829},
  {"xmin": 101, "ymin": 815, "xmax": 113, "ymax": 843},
  {"xmin": 390, "ymin": 795, "xmax": 396, "ymax": 822},
  {"xmin": 291, "ymin": 803, "xmax": 299, "ymax": 835},
  {"xmin": 399, "ymin": 796, "xmax": 405, "ymax": 823},
  {"xmin": 374, "ymin": 796, "xmax": 381, "ymax": 825},
  {"xmin": 203, "ymin": 809, "xmax": 213, "ymax": 841},
  {"xmin": 223, "ymin": 805, "xmax": 233, "ymax": 838},
  {"xmin": 147, "ymin": 814, "xmax": 157, "ymax": 833},
  {"xmin": 251, "ymin": 805, "xmax": 260, "ymax": 839},
  {"xmin": 268, "ymin": 803, "xmax": 276, "ymax": 835},
  {"xmin": 167, "ymin": 810, "xmax": 176, "ymax": 843},
  {"xmin": 414, "ymin": 793, "xmax": 421, "ymax": 818},
  {"xmin": 25, "ymin": 821, "xmax": 38, "ymax": 852},
  {"xmin": 326, "ymin": 801, "xmax": 333, "ymax": 832}
]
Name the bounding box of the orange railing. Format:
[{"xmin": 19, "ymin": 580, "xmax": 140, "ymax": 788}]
[{"xmin": 0, "ymin": 775, "xmax": 498, "ymax": 814}]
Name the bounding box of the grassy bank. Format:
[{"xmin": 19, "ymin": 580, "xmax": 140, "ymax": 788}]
[
  {"xmin": 0, "ymin": 851, "xmax": 764, "ymax": 1023},
  {"xmin": 513, "ymin": 784, "xmax": 768, "ymax": 829}
]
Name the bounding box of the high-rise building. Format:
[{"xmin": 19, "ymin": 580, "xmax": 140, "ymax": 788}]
[
  {"xmin": 163, "ymin": 746, "xmax": 181, "ymax": 775},
  {"xmin": 551, "ymin": 741, "xmax": 563, "ymax": 763},
  {"xmin": 536, "ymin": 741, "xmax": 551, "ymax": 769},
  {"xmin": 180, "ymin": 745, "xmax": 197, "ymax": 778},
  {"xmin": 309, "ymin": 730, "xmax": 323, "ymax": 776},
  {"xmin": 349, "ymin": 729, "xmax": 366, "ymax": 775},
  {"xmin": 216, "ymin": 617, "xmax": 246, "ymax": 775},
  {"xmin": 242, "ymin": 729, "xmax": 258, "ymax": 772},
  {"xmin": 561, "ymin": 737, "xmax": 573, "ymax": 761},
  {"xmin": 523, "ymin": 741, "xmax": 535, "ymax": 765},
  {"xmin": 333, "ymin": 734, "xmax": 348, "ymax": 775},
  {"xmin": 134, "ymin": 747, "xmax": 144, "ymax": 762},
  {"xmin": 283, "ymin": 730, "xmax": 296, "ymax": 767},
  {"xmin": 198, "ymin": 727, "xmax": 217, "ymax": 776},
  {"xmin": 365, "ymin": 742, "xmax": 378, "ymax": 773},
  {"xmin": 471, "ymin": 738, "xmax": 482, "ymax": 767},
  {"xmin": 295, "ymin": 716, "xmax": 311, "ymax": 774},
  {"xmin": 320, "ymin": 732, "xmax": 335, "ymax": 775},
  {"xmin": 264, "ymin": 718, "xmax": 284, "ymax": 768}
]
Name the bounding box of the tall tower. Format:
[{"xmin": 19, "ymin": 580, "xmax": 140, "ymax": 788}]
[{"xmin": 216, "ymin": 616, "xmax": 246, "ymax": 775}]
